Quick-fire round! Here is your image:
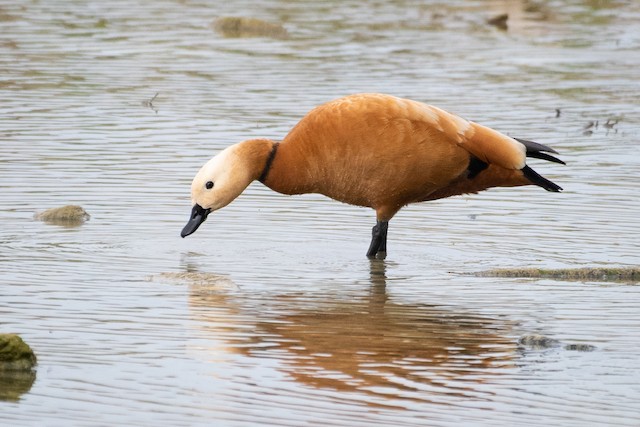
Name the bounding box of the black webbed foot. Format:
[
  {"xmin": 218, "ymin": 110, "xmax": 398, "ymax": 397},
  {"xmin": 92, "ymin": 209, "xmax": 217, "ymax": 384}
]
[{"xmin": 366, "ymin": 221, "xmax": 388, "ymax": 259}]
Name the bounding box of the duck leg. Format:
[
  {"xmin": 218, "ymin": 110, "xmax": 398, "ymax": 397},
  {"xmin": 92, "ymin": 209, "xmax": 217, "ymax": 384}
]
[{"xmin": 366, "ymin": 221, "xmax": 388, "ymax": 259}]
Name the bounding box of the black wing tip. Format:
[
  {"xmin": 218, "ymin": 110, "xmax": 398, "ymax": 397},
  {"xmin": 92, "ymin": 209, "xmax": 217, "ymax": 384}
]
[
  {"xmin": 522, "ymin": 165, "xmax": 563, "ymax": 192},
  {"xmin": 515, "ymin": 137, "xmax": 566, "ymax": 166}
]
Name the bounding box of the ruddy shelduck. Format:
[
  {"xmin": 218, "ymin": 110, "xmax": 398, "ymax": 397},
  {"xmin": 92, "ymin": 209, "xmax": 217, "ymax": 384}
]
[{"xmin": 181, "ymin": 93, "xmax": 564, "ymax": 258}]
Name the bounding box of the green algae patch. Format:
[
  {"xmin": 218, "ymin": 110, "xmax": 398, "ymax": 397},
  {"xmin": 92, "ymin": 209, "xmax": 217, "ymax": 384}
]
[
  {"xmin": 0, "ymin": 334, "xmax": 37, "ymax": 371},
  {"xmin": 476, "ymin": 267, "xmax": 640, "ymax": 283},
  {"xmin": 34, "ymin": 205, "xmax": 90, "ymax": 225},
  {"xmin": 212, "ymin": 17, "xmax": 288, "ymax": 39}
]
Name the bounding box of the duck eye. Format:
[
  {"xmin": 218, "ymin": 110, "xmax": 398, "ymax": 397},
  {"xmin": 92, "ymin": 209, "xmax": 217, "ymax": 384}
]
[{"xmin": 205, "ymin": 181, "xmax": 214, "ymax": 189}]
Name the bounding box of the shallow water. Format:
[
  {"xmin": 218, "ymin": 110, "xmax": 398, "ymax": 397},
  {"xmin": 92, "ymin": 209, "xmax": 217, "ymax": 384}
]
[{"xmin": 1, "ymin": 0, "xmax": 640, "ymax": 425}]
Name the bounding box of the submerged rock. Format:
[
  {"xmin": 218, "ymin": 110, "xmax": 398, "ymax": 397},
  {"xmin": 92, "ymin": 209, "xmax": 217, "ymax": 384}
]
[
  {"xmin": 487, "ymin": 13, "xmax": 509, "ymax": 30},
  {"xmin": 519, "ymin": 334, "xmax": 597, "ymax": 352},
  {"xmin": 0, "ymin": 334, "xmax": 37, "ymax": 371},
  {"xmin": 34, "ymin": 205, "xmax": 90, "ymax": 225},
  {"xmin": 518, "ymin": 334, "xmax": 560, "ymax": 350},
  {"xmin": 565, "ymin": 343, "xmax": 597, "ymax": 352},
  {"xmin": 0, "ymin": 369, "xmax": 36, "ymax": 402},
  {"xmin": 150, "ymin": 272, "xmax": 238, "ymax": 291},
  {"xmin": 212, "ymin": 17, "xmax": 288, "ymax": 39}
]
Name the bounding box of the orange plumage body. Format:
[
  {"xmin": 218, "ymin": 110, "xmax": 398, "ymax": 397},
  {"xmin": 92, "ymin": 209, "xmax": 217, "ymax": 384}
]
[
  {"xmin": 264, "ymin": 94, "xmax": 535, "ymax": 220},
  {"xmin": 183, "ymin": 93, "xmax": 563, "ymax": 258}
]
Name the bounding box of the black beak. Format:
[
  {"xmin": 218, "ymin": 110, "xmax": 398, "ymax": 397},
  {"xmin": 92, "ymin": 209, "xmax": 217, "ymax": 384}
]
[{"xmin": 181, "ymin": 204, "xmax": 211, "ymax": 238}]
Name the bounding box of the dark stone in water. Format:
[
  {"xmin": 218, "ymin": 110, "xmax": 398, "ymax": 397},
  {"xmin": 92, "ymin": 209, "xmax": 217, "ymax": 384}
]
[
  {"xmin": 0, "ymin": 334, "xmax": 37, "ymax": 401},
  {"xmin": 0, "ymin": 334, "xmax": 37, "ymax": 371},
  {"xmin": 0, "ymin": 369, "xmax": 36, "ymax": 402}
]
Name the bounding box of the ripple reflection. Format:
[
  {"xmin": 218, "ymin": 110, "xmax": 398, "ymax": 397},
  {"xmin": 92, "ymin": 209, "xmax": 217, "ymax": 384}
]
[{"xmin": 188, "ymin": 261, "xmax": 516, "ymax": 410}]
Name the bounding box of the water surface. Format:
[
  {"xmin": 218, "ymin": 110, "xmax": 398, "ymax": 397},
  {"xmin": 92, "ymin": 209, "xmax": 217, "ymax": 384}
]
[{"xmin": 1, "ymin": 0, "xmax": 640, "ymax": 425}]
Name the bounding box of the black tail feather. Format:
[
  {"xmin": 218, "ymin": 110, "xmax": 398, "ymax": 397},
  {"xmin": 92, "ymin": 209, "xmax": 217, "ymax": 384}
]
[
  {"xmin": 515, "ymin": 137, "xmax": 566, "ymax": 165},
  {"xmin": 515, "ymin": 137, "xmax": 559, "ymax": 154},
  {"xmin": 527, "ymin": 151, "xmax": 565, "ymax": 165},
  {"xmin": 515, "ymin": 137, "xmax": 565, "ymax": 191},
  {"xmin": 522, "ymin": 165, "xmax": 563, "ymax": 192}
]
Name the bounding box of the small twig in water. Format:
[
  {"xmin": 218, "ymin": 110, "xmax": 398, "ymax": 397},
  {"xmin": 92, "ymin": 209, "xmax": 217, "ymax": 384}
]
[{"xmin": 142, "ymin": 92, "xmax": 159, "ymax": 114}]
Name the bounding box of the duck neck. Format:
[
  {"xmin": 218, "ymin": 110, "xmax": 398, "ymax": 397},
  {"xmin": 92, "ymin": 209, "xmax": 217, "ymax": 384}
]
[{"xmin": 245, "ymin": 136, "xmax": 315, "ymax": 196}]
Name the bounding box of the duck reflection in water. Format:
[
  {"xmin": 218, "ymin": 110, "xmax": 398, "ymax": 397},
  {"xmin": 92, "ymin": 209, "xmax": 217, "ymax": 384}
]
[{"xmin": 186, "ymin": 261, "xmax": 516, "ymax": 404}]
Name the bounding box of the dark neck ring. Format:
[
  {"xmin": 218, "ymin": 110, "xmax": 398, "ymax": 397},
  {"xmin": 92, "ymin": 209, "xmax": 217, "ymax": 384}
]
[{"xmin": 258, "ymin": 142, "xmax": 280, "ymax": 183}]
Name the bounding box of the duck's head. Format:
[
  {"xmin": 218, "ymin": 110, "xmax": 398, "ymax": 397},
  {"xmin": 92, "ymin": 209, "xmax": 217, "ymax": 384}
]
[{"xmin": 181, "ymin": 143, "xmax": 258, "ymax": 238}]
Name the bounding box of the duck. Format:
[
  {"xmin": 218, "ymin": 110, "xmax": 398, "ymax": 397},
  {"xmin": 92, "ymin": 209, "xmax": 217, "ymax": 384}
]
[{"xmin": 181, "ymin": 93, "xmax": 564, "ymax": 259}]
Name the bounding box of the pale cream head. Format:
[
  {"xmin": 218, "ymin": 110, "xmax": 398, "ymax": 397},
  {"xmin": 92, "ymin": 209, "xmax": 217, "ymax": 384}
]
[{"xmin": 190, "ymin": 143, "xmax": 255, "ymax": 212}]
